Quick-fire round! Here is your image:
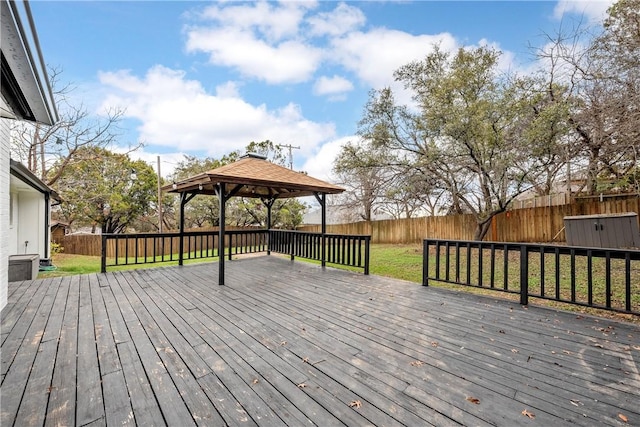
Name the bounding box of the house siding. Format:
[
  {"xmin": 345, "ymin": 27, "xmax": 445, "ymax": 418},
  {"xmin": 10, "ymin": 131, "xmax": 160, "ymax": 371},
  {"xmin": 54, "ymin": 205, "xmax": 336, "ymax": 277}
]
[{"xmin": 1, "ymin": 118, "xmax": 11, "ymax": 310}]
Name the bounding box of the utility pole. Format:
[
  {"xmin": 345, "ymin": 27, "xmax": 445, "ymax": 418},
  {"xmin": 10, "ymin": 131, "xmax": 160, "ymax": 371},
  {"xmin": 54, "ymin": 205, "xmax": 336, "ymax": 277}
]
[
  {"xmin": 157, "ymin": 155, "xmax": 163, "ymax": 233},
  {"xmin": 278, "ymin": 144, "xmax": 300, "ymax": 170}
]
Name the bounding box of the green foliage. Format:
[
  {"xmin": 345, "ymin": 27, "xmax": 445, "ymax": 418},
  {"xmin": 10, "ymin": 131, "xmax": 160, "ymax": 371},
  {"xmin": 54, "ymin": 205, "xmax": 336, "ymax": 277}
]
[
  {"xmin": 50, "ymin": 242, "xmax": 63, "ymax": 255},
  {"xmin": 52, "ymin": 147, "xmax": 157, "ymax": 233}
]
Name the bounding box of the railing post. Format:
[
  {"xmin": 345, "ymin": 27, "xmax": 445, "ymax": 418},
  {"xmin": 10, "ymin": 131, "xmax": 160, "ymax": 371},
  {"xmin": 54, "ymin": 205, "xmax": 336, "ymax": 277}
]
[
  {"xmin": 520, "ymin": 245, "xmax": 529, "ymax": 306},
  {"xmin": 101, "ymin": 234, "xmax": 107, "ymax": 273},
  {"xmin": 363, "ymin": 236, "xmax": 370, "ymax": 275},
  {"xmin": 422, "ymin": 240, "xmax": 429, "ymax": 286}
]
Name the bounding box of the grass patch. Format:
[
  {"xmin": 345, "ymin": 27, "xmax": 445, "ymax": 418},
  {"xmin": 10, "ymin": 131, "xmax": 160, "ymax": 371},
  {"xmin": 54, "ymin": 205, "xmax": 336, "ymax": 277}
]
[{"xmin": 39, "ymin": 244, "xmax": 639, "ymax": 323}]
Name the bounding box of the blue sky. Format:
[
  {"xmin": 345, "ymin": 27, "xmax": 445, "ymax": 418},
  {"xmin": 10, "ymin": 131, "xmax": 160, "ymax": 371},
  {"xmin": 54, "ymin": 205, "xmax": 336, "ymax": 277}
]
[{"xmin": 31, "ymin": 1, "xmax": 612, "ymax": 184}]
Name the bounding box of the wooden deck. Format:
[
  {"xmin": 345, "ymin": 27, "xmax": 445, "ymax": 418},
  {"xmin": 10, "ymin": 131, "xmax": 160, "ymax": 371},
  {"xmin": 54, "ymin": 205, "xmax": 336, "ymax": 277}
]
[{"xmin": 1, "ymin": 256, "xmax": 639, "ymax": 426}]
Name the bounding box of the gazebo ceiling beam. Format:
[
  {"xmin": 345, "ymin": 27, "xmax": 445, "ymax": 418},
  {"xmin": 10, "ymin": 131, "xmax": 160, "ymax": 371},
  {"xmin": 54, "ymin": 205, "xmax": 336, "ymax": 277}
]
[{"xmin": 227, "ymin": 184, "xmax": 244, "ymax": 198}]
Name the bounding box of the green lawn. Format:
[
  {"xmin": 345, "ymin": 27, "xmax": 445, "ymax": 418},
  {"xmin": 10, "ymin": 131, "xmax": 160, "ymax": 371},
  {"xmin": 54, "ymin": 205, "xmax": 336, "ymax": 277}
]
[
  {"xmin": 38, "ymin": 244, "xmax": 639, "ymax": 323},
  {"xmin": 39, "ymin": 244, "xmax": 426, "ymax": 280}
]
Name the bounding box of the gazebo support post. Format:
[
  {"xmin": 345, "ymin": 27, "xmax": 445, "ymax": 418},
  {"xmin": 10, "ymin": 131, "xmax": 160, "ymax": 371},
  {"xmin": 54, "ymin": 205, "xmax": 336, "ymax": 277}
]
[
  {"xmin": 179, "ymin": 193, "xmax": 186, "ymax": 266},
  {"xmin": 178, "ymin": 192, "xmax": 197, "ymax": 266},
  {"xmin": 261, "ymin": 197, "xmax": 276, "ymax": 255},
  {"xmin": 217, "ymin": 183, "xmax": 226, "ymax": 285}
]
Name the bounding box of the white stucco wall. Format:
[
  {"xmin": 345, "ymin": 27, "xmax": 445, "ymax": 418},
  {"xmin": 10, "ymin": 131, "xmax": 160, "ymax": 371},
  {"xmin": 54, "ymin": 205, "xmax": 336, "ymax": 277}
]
[{"xmin": 1, "ymin": 118, "xmax": 10, "ymax": 310}]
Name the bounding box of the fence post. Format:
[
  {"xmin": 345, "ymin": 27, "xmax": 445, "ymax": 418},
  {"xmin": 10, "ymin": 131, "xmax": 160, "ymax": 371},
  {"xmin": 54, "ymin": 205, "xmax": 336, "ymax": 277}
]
[
  {"xmin": 422, "ymin": 240, "xmax": 429, "ymax": 286},
  {"xmin": 520, "ymin": 245, "xmax": 529, "ymax": 306},
  {"xmin": 100, "ymin": 234, "xmax": 107, "ymax": 273}
]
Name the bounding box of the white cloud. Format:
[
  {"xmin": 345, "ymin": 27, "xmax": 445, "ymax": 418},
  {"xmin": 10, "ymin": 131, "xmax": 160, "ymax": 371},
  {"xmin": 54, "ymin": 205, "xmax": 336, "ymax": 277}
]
[
  {"xmin": 313, "ymin": 75, "xmax": 354, "ymax": 100},
  {"xmin": 553, "ymin": 0, "xmax": 613, "ymax": 23},
  {"xmin": 98, "ymin": 65, "xmax": 335, "ymax": 158},
  {"xmin": 215, "ymin": 81, "xmax": 241, "ymax": 98},
  {"xmin": 307, "ymin": 2, "xmax": 366, "ymax": 37},
  {"xmin": 196, "ymin": 1, "xmax": 315, "ymax": 42},
  {"xmin": 302, "ymin": 135, "xmax": 354, "ymax": 182},
  {"xmin": 330, "ymin": 28, "xmax": 458, "ymax": 105},
  {"xmin": 116, "ymin": 147, "xmax": 185, "ymax": 179},
  {"xmin": 186, "ymin": 27, "xmax": 323, "ymax": 84},
  {"xmin": 331, "ymin": 28, "xmax": 458, "ymax": 89}
]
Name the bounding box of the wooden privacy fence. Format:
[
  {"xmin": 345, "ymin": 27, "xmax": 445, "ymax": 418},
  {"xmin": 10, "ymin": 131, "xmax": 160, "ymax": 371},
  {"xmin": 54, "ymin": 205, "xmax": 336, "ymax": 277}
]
[
  {"xmin": 61, "ymin": 196, "xmax": 640, "ymax": 254},
  {"xmin": 62, "ymin": 227, "xmax": 243, "ymax": 256},
  {"xmin": 300, "ymin": 196, "xmax": 640, "ymax": 244}
]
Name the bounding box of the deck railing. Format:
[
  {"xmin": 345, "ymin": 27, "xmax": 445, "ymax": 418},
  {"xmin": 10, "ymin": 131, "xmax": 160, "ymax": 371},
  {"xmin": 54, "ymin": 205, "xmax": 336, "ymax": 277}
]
[
  {"xmin": 269, "ymin": 230, "xmax": 370, "ymax": 274},
  {"xmin": 101, "ymin": 229, "xmax": 370, "ymax": 274},
  {"xmin": 423, "ymin": 239, "xmax": 640, "ymax": 315},
  {"xmin": 101, "ymin": 229, "xmax": 268, "ymax": 272}
]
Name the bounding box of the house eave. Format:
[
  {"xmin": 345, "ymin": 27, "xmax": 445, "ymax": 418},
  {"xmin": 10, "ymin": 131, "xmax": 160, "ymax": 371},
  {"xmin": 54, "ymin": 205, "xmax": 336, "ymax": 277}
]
[
  {"xmin": 9, "ymin": 159, "xmax": 60, "ymax": 202},
  {"xmin": 0, "ymin": 0, "xmax": 57, "ymax": 125}
]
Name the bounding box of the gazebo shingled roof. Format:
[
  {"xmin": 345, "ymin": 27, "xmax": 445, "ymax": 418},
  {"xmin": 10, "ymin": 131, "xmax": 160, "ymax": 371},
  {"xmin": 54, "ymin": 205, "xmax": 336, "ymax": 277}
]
[
  {"xmin": 162, "ymin": 153, "xmax": 344, "ymax": 285},
  {"xmin": 163, "ymin": 153, "xmax": 344, "ymax": 199}
]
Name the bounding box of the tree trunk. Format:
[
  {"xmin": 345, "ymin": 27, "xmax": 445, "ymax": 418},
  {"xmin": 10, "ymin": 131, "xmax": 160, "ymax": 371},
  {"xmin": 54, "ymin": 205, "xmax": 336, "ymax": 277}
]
[{"xmin": 473, "ymin": 216, "xmax": 494, "ymax": 241}]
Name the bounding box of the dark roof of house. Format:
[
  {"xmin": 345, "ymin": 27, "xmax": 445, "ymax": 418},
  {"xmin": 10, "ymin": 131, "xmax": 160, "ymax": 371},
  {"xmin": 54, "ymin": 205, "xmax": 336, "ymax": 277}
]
[{"xmin": 163, "ymin": 153, "xmax": 344, "ymax": 199}]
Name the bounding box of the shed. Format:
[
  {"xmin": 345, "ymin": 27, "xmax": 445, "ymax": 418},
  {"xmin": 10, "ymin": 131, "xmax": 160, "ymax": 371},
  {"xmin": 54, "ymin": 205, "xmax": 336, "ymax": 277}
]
[
  {"xmin": 50, "ymin": 221, "xmax": 69, "ymax": 245},
  {"xmin": 564, "ymin": 212, "xmax": 640, "ymax": 248}
]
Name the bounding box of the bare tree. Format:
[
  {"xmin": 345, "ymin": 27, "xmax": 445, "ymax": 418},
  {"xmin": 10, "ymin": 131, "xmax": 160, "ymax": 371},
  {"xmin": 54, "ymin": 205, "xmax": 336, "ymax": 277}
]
[
  {"xmin": 536, "ymin": 2, "xmax": 640, "ymax": 194},
  {"xmin": 10, "ymin": 67, "xmax": 129, "ymax": 186}
]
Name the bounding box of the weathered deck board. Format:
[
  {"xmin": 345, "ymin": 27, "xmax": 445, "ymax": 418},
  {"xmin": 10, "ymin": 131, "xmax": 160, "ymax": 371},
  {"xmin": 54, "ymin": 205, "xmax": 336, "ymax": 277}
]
[{"xmin": 1, "ymin": 255, "xmax": 639, "ymax": 426}]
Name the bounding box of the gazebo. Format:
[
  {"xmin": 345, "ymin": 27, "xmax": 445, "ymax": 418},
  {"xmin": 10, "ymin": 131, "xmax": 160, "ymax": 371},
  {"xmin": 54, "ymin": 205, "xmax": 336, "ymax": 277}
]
[{"xmin": 163, "ymin": 153, "xmax": 345, "ymax": 285}]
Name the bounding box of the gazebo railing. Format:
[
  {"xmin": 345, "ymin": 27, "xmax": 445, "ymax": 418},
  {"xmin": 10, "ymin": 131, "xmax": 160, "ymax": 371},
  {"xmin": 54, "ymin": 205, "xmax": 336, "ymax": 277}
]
[
  {"xmin": 101, "ymin": 229, "xmax": 268, "ymax": 272},
  {"xmin": 101, "ymin": 229, "xmax": 370, "ymax": 274},
  {"xmin": 269, "ymin": 230, "xmax": 370, "ymax": 274}
]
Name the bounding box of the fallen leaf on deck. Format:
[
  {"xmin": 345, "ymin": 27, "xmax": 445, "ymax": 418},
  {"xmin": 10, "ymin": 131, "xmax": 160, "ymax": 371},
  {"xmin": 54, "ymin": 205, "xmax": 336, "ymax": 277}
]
[
  {"xmin": 521, "ymin": 409, "xmax": 535, "ymax": 419},
  {"xmin": 252, "ymin": 378, "xmax": 259, "ymax": 385},
  {"xmin": 562, "ymin": 350, "xmax": 572, "ymax": 355},
  {"xmin": 349, "ymin": 400, "xmax": 362, "ymax": 408},
  {"xmin": 280, "ymin": 341, "xmax": 287, "ymax": 346},
  {"xmin": 466, "ymin": 397, "xmax": 480, "ymax": 404},
  {"xmin": 297, "ymin": 383, "xmax": 307, "ymax": 388},
  {"xmin": 633, "ymin": 345, "xmax": 640, "ymax": 351},
  {"xmin": 411, "ymin": 360, "xmax": 424, "ymax": 367},
  {"xmin": 511, "ymin": 349, "xmax": 519, "ymax": 353},
  {"xmin": 570, "ymin": 399, "xmax": 582, "ymax": 406},
  {"xmin": 593, "ymin": 343, "xmax": 604, "ymax": 348},
  {"xmin": 619, "ymin": 413, "xmax": 628, "ymax": 423},
  {"xmin": 499, "ymin": 330, "xmax": 506, "ymax": 334},
  {"xmin": 431, "ymin": 341, "xmax": 439, "ymax": 348},
  {"xmin": 302, "ymin": 357, "xmax": 309, "ymax": 363}
]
